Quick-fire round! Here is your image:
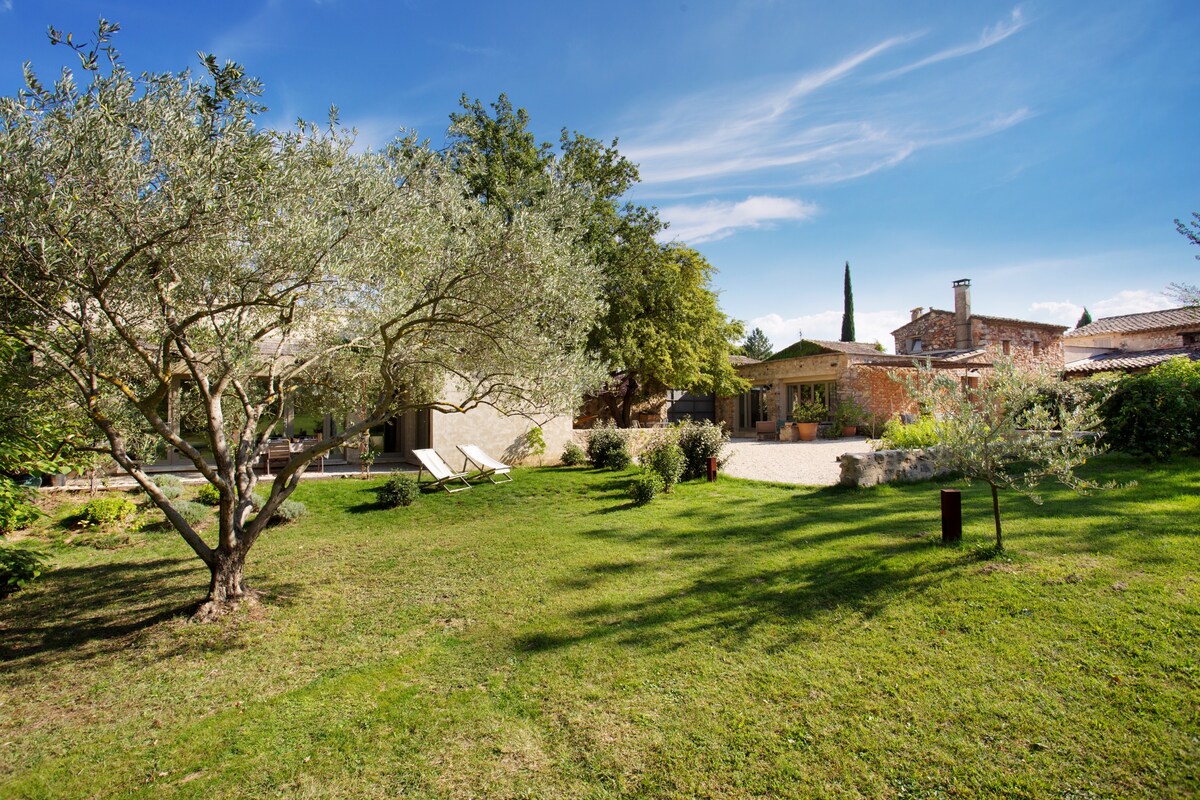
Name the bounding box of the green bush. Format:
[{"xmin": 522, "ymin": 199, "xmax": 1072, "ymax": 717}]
[
  {"xmin": 586, "ymin": 423, "xmax": 631, "ymax": 470},
  {"xmin": 676, "ymin": 420, "xmax": 730, "ymax": 481},
  {"xmin": 151, "ymin": 474, "xmax": 183, "ymax": 501},
  {"xmin": 0, "ymin": 544, "xmax": 49, "ymax": 599},
  {"xmin": 273, "ymin": 500, "xmax": 308, "ymax": 525},
  {"xmin": 169, "ymin": 500, "xmax": 208, "ymax": 527},
  {"xmin": 79, "ymin": 495, "xmax": 136, "ymax": 526},
  {"xmin": 879, "ymin": 416, "xmax": 941, "ymax": 450},
  {"xmin": 194, "ymin": 483, "xmax": 222, "ymax": 506},
  {"xmin": 377, "ymin": 473, "xmax": 420, "ymax": 508},
  {"xmin": 1101, "ymin": 358, "xmax": 1200, "ymax": 460},
  {"xmin": 560, "ymin": 440, "xmax": 586, "ymax": 466},
  {"xmin": 629, "ymin": 471, "xmax": 665, "ymax": 505},
  {"xmin": 641, "ymin": 438, "xmax": 685, "ymax": 492},
  {"xmin": 791, "ymin": 399, "xmax": 828, "ymax": 423},
  {"xmin": 0, "ymin": 475, "xmax": 43, "ymax": 534}
]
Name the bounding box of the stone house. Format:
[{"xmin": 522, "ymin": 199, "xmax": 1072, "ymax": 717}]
[
  {"xmin": 717, "ymin": 279, "xmax": 1066, "ymax": 436},
  {"xmin": 1063, "ymin": 306, "xmax": 1200, "ymax": 375}
]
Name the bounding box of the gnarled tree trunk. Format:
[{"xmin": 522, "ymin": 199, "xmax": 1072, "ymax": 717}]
[{"xmin": 194, "ymin": 546, "xmax": 254, "ymax": 622}]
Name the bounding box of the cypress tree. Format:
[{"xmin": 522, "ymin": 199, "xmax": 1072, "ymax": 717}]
[
  {"xmin": 840, "ymin": 262, "xmax": 856, "ymax": 342},
  {"xmin": 1075, "ymin": 308, "xmax": 1093, "ymax": 328}
]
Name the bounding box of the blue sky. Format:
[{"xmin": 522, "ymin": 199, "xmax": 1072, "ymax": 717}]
[{"xmin": 3, "ymin": 1, "xmax": 1198, "ymax": 351}]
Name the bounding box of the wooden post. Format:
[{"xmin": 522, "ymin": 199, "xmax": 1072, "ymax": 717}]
[
  {"xmin": 941, "ymin": 489, "xmax": 962, "ymax": 544},
  {"xmin": 706, "ymin": 457, "xmax": 717, "ymax": 482}
]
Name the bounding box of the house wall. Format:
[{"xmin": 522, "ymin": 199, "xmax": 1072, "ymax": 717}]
[
  {"xmin": 430, "ymin": 402, "xmax": 573, "ymax": 466},
  {"xmin": 1067, "ymin": 327, "xmax": 1200, "ymax": 352},
  {"xmin": 893, "ymin": 311, "xmax": 957, "ymax": 354},
  {"xmin": 838, "ymin": 364, "xmax": 921, "ymax": 429},
  {"xmin": 970, "ymin": 319, "xmax": 1064, "ymax": 370},
  {"xmin": 718, "ymin": 354, "xmax": 847, "ymax": 432}
]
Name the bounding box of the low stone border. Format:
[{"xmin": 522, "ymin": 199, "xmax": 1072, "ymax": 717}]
[{"xmin": 837, "ymin": 448, "xmax": 951, "ymax": 487}]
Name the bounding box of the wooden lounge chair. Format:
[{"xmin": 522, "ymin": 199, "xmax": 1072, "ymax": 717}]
[
  {"xmin": 413, "ymin": 449, "xmax": 472, "ymax": 494},
  {"xmin": 261, "ymin": 439, "xmax": 294, "ymax": 475},
  {"xmin": 456, "ymin": 444, "xmax": 513, "ymax": 484}
]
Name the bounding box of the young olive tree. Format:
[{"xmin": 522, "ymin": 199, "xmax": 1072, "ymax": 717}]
[
  {"xmin": 897, "ymin": 360, "xmax": 1113, "ymax": 550},
  {"xmin": 0, "ymin": 24, "xmax": 601, "ymax": 618}
]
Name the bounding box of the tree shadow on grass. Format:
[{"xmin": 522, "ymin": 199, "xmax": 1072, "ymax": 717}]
[{"xmin": 0, "ymin": 556, "xmax": 303, "ymax": 672}]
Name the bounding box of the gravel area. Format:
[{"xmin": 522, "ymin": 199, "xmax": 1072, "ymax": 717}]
[{"xmin": 721, "ymin": 436, "xmax": 875, "ymax": 486}]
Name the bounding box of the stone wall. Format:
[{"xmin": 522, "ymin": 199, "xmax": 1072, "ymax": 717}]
[
  {"xmin": 838, "ymin": 448, "xmax": 952, "ymax": 487},
  {"xmin": 972, "ymin": 318, "xmax": 1064, "ymax": 370},
  {"xmin": 893, "ymin": 311, "xmax": 957, "ymax": 354},
  {"xmin": 432, "ymin": 399, "xmax": 574, "ymax": 466},
  {"xmin": 838, "ymin": 365, "xmax": 920, "ymax": 433},
  {"xmin": 1067, "ymin": 327, "xmax": 1200, "ymax": 352}
]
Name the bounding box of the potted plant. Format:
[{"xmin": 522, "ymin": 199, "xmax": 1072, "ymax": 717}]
[
  {"xmin": 791, "ymin": 399, "xmax": 827, "ymax": 441},
  {"xmin": 832, "ymin": 398, "xmax": 865, "ymax": 437}
]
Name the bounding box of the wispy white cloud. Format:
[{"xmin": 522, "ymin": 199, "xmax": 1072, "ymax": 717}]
[
  {"xmin": 749, "ymin": 309, "xmax": 909, "ymax": 353},
  {"xmin": 876, "ymin": 7, "xmax": 1028, "ymax": 81},
  {"xmin": 623, "ymin": 19, "xmax": 1031, "ymax": 192},
  {"xmin": 1, "ymin": 0, "xmax": 12, "ymax": 12},
  {"xmin": 1031, "ymin": 289, "xmax": 1176, "ymax": 326},
  {"xmin": 660, "ymin": 195, "xmax": 818, "ymax": 244}
]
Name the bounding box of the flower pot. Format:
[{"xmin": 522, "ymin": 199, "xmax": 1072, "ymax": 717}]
[
  {"xmin": 796, "ymin": 422, "xmax": 818, "ymax": 441},
  {"xmin": 841, "ymin": 425, "xmax": 857, "ymax": 437}
]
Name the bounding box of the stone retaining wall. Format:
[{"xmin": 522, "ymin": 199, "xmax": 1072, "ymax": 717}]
[{"xmin": 838, "ymin": 448, "xmax": 951, "ymax": 487}]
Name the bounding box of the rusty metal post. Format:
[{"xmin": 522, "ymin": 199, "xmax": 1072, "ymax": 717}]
[
  {"xmin": 941, "ymin": 489, "xmax": 962, "ymax": 543},
  {"xmin": 706, "ymin": 456, "xmax": 718, "ymax": 482}
]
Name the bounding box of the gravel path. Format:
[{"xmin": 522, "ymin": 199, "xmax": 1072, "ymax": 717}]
[{"xmin": 721, "ymin": 436, "xmax": 875, "ymax": 486}]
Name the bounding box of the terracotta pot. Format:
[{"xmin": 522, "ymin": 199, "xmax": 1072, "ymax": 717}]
[
  {"xmin": 842, "ymin": 425, "xmax": 857, "ymax": 437},
  {"xmin": 796, "ymin": 422, "xmax": 818, "ymax": 441}
]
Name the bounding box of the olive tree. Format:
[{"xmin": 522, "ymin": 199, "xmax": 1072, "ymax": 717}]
[
  {"xmin": 897, "ymin": 360, "xmax": 1114, "ymax": 550},
  {"xmin": 0, "ymin": 24, "xmax": 601, "ymax": 618}
]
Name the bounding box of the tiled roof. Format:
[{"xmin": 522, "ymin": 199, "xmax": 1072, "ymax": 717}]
[
  {"xmin": 729, "ymin": 354, "xmax": 760, "ymax": 366},
  {"xmin": 972, "ymin": 314, "xmax": 1067, "ymax": 332},
  {"xmin": 1065, "ymin": 306, "xmax": 1200, "ymax": 338},
  {"xmin": 1063, "ymin": 346, "xmax": 1200, "ymax": 374}
]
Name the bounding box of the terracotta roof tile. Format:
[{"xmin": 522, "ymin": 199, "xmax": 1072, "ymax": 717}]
[
  {"xmin": 1063, "ymin": 346, "xmax": 1200, "ymax": 374},
  {"xmin": 1065, "ymin": 306, "xmax": 1200, "ymax": 338}
]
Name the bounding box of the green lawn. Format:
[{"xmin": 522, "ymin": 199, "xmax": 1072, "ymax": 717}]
[{"xmin": 2, "ymin": 456, "xmax": 1198, "ymax": 799}]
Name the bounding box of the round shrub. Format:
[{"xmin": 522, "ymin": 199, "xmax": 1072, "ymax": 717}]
[
  {"xmin": 272, "ymin": 499, "xmax": 308, "ymax": 525},
  {"xmin": 195, "ymin": 483, "xmax": 222, "ymax": 506},
  {"xmin": 676, "ymin": 420, "xmax": 731, "ymax": 481},
  {"xmin": 1101, "ymin": 358, "xmax": 1200, "ymax": 460},
  {"xmin": 169, "ymin": 500, "xmax": 208, "ymax": 528},
  {"xmin": 561, "ymin": 440, "xmax": 586, "ymax": 467},
  {"xmin": 878, "ymin": 416, "xmax": 940, "ymax": 450},
  {"xmin": 377, "ymin": 473, "xmax": 420, "ymax": 508},
  {"xmin": 586, "ymin": 424, "xmax": 631, "ymax": 470},
  {"xmin": 79, "ymin": 495, "xmax": 136, "ymax": 526},
  {"xmin": 629, "ymin": 471, "xmax": 665, "ymax": 505},
  {"xmin": 151, "ymin": 474, "xmax": 183, "ymax": 501},
  {"xmin": 641, "ymin": 439, "xmax": 684, "ymax": 492},
  {"xmin": 0, "ymin": 544, "xmax": 49, "ymax": 599}
]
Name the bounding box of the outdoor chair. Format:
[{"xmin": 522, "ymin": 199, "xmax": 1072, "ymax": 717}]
[
  {"xmin": 261, "ymin": 439, "xmax": 294, "ymax": 475},
  {"xmin": 413, "ymin": 449, "xmax": 473, "ymax": 494},
  {"xmin": 755, "ymin": 420, "xmax": 779, "ymax": 441},
  {"xmin": 456, "ymin": 444, "xmax": 513, "ymax": 484}
]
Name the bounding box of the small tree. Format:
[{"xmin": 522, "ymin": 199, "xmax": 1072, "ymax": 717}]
[
  {"xmin": 840, "ymin": 261, "xmax": 856, "ymax": 342},
  {"xmin": 897, "ymin": 360, "xmax": 1114, "ymax": 550},
  {"xmin": 742, "ymin": 327, "xmax": 774, "ymax": 361}
]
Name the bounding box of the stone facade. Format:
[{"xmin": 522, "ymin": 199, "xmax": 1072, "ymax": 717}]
[
  {"xmin": 893, "ymin": 309, "xmax": 958, "ymax": 353},
  {"xmin": 838, "ymin": 449, "xmax": 952, "ymax": 487}
]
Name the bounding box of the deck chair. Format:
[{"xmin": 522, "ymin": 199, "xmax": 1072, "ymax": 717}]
[
  {"xmin": 457, "ymin": 444, "xmax": 513, "ymax": 484},
  {"xmin": 413, "ymin": 449, "xmax": 472, "ymax": 494}
]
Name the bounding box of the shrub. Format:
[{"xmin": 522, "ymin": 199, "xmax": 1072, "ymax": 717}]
[
  {"xmin": 586, "ymin": 423, "xmax": 631, "ymax": 470},
  {"xmin": 0, "ymin": 475, "xmax": 43, "ymax": 534},
  {"xmin": 272, "ymin": 500, "xmax": 308, "ymax": 525},
  {"xmin": 169, "ymin": 500, "xmax": 208, "ymax": 527},
  {"xmin": 791, "ymin": 399, "xmax": 828, "ymax": 423},
  {"xmin": 629, "ymin": 471, "xmax": 665, "ymax": 505},
  {"xmin": 641, "ymin": 438, "xmax": 685, "ymax": 492},
  {"xmin": 1100, "ymin": 358, "xmax": 1200, "ymax": 460},
  {"xmin": 377, "ymin": 473, "xmax": 420, "ymax": 508},
  {"xmin": 561, "ymin": 440, "xmax": 586, "ymax": 466},
  {"xmin": 676, "ymin": 420, "xmax": 730, "ymax": 481},
  {"xmin": 79, "ymin": 495, "xmax": 136, "ymax": 526},
  {"xmin": 0, "ymin": 544, "xmax": 49, "ymax": 599},
  {"xmin": 151, "ymin": 474, "xmax": 183, "ymax": 501},
  {"xmin": 195, "ymin": 483, "xmax": 222, "ymax": 506},
  {"xmin": 878, "ymin": 416, "xmax": 941, "ymax": 450}
]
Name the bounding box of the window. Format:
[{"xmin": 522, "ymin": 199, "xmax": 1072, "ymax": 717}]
[
  {"xmin": 1032, "ymin": 341, "xmax": 1041, "ymax": 356},
  {"xmin": 1183, "ymin": 331, "xmax": 1200, "ymax": 346},
  {"xmin": 910, "ymin": 338, "xmax": 923, "ymax": 353},
  {"xmin": 1001, "ymin": 340, "xmax": 1011, "ymax": 356},
  {"xmin": 786, "ymin": 382, "xmax": 834, "ymax": 418}
]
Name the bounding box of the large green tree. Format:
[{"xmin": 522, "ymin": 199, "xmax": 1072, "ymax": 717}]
[
  {"xmin": 0, "ymin": 26, "xmax": 601, "ymax": 617},
  {"xmin": 447, "ymin": 95, "xmax": 747, "ymax": 426},
  {"xmin": 742, "ymin": 327, "xmax": 774, "ymax": 361}
]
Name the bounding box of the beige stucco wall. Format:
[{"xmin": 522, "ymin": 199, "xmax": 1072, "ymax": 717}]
[
  {"xmin": 431, "ymin": 402, "xmax": 573, "ymax": 466},
  {"xmin": 1066, "ymin": 327, "xmax": 1198, "ymax": 352}
]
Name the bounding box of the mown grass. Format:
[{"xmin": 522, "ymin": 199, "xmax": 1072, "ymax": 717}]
[{"xmin": 1, "ymin": 454, "xmax": 1198, "ymax": 799}]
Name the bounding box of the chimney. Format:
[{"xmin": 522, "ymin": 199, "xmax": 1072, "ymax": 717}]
[
  {"xmin": 910, "ymin": 307, "xmax": 923, "ymax": 322},
  {"xmin": 953, "ymin": 279, "xmax": 972, "ymax": 349}
]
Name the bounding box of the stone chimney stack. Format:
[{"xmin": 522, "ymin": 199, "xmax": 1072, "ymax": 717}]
[
  {"xmin": 910, "ymin": 307, "xmax": 923, "ymax": 322},
  {"xmin": 953, "ymin": 279, "xmax": 972, "ymax": 350}
]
